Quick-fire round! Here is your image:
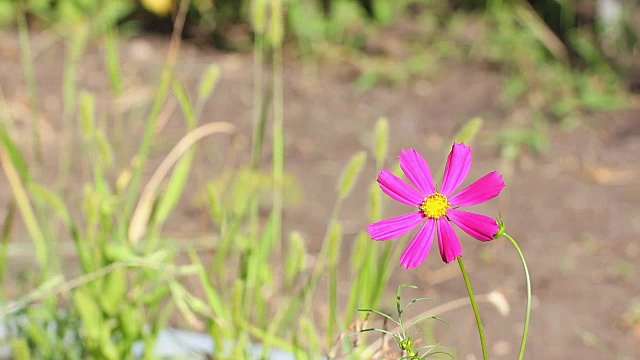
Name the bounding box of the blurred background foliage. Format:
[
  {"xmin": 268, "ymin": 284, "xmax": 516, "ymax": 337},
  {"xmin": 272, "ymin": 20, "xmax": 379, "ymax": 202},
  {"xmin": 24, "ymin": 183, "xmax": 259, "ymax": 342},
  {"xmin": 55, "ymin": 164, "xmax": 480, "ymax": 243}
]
[
  {"xmin": 1, "ymin": 0, "xmax": 639, "ymax": 358},
  {"xmin": 1, "ymin": 0, "xmax": 638, "ymax": 65},
  {"xmin": 1, "ymin": 1, "xmax": 637, "ymax": 153}
]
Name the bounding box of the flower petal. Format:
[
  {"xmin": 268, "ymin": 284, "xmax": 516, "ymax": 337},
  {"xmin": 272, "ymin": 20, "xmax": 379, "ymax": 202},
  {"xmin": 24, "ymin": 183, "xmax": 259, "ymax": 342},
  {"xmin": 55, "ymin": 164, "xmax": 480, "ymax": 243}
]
[
  {"xmin": 440, "ymin": 142, "xmax": 472, "ymax": 196},
  {"xmin": 398, "ymin": 149, "xmax": 436, "ymax": 195},
  {"xmin": 367, "ymin": 212, "xmax": 424, "ymax": 240},
  {"xmin": 447, "ymin": 209, "xmax": 498, "ymax": 241},
  {"xmin": 449, "ymin": 171, "xmax": 505, "ymax": 207},
  {"xmin": 377, "ymin": 169, "xmax": 424, "ymax": 206},
  {"xmin": 437, "ymin": 219, "xmax": 462, "ymax": 263},
  {"xmin": 399, "ymin": 219, "xmax": 436, "ymax": 269}
]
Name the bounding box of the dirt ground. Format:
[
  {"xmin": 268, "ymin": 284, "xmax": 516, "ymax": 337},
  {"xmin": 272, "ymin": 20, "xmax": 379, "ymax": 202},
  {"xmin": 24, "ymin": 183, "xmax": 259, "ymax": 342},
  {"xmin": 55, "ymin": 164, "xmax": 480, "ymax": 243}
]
[{"xmin": 1, "ymin": 30, "xmax": 640, "ymax": 359}]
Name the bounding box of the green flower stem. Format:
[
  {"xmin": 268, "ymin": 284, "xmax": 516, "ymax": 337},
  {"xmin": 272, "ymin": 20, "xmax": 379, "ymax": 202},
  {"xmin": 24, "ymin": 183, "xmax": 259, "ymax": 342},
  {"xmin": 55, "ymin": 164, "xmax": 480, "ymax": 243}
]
[
  {"xmin": 457, "ymin": 256, "xmax": 488, "ymax": 360},
  {"xmin": 504, "ymin": 233, "xmax": 531, "ymax": 360}
]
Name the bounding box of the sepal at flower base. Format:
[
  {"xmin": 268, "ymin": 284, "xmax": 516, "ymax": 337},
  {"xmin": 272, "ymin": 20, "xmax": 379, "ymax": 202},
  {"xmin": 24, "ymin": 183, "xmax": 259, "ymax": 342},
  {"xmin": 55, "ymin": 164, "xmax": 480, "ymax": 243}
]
[{"xmin": 493, "ymin": 216, "xmax": 505, "ymax": 239}]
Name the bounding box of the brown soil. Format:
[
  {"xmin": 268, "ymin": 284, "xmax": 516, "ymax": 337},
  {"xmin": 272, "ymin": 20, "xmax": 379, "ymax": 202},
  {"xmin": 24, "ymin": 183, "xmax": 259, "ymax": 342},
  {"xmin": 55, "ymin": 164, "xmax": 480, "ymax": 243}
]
[{"xmin": 1, "ymin": 30, "xmax": 640, "ymax": 359}]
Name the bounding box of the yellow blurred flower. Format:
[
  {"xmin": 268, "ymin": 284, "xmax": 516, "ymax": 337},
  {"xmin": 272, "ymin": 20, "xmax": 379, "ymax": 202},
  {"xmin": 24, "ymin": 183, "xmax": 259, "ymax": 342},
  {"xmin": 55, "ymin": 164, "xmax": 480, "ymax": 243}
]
[{"xmin": 141, "ymin": 0, "xmax": 173, "ymax": 17}]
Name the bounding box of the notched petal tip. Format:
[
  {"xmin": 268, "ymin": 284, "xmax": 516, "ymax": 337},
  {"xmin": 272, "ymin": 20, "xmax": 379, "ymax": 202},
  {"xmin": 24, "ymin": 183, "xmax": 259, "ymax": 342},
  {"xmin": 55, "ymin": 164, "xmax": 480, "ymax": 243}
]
[
  {"xmin": 452, "ymin": 141, "xmax": 470, "ymax": 150},
  {"xmin": 440, "ymin": 142, "xmax": 472, "ymax": 196},
  {"xmin": 489, "ymin": 170, "xmax": 506, "ymax": 190},
  {"xmin": 399, "ymin": 260, "xmax": 421, "ymax": 269}
]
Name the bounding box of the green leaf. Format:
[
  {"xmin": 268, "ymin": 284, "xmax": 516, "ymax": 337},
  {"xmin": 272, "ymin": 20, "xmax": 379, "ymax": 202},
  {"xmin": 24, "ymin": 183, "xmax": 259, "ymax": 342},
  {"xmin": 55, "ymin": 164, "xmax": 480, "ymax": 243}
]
[
  {"xmin": 24, "ymin": 321, "xmax": 50, "ymax": 353},
  {"xmin": 170, "ymin": 282, "xmax": 205, "ymax": 329},
  {"xmin": 197, "ymin": 64, "xmax": 221, "ymax": 104},
  {"xmin": 251, "ymin": 0, "xmax": 268, "ymax": 33},
  {"xmin": 299, "ymin": 316, "xmax": 320, "ymax": 356},
  {"xmin": 140, "ymin": 283, "xmax": 171, "ymax": 306},
  {"xmin": 172, "ymin": 78, "xmax": 196, "ymax": 128},
  {"xmin": 231, "ymin": 168, "xmax": 262, "ymax": 216},
  {"xmin": 0, "ymin": 201, "xmax": 15, "ymax": 281},
  {"xmin": 374, "ymin": 117, "xmax": 389, "ymax": 166},
  {"xmin": 269, "ymin": 1, "xmax": 284, "ymax": 46},
  {"xmin": 355, "ymin": 72, "xmax": 380, "ymax": 92},
  {"xmin": 73, "ymin": 287, "xmax": 103, "ymax": 343},
  {"xmin": 0, "ymin": 129, "xmax": 46, "ymax": 267},
  {"xmin": 99, "ymin": 324, "xmax": 120, "ymax": 360},
  {"xmin": 205, "ymin": 183, "xmax": 222, "ymax": 224},
  {"xmin": 284, "ymin": 231, "xmax": 306, "ymax": 288},
  {"xmin": 372, "ymin": 0, "xmax": 394, "ymax": 24},
  {"xmin": 28, "ymin": 182, "xmax": 72, "ymax": 227},
  {"xmin": 153, "ymin": 150, "xmax": 194, "ymax": 227},
  {"xmin": 95, "ymin": 130, "xmax": 114, "ymax": 168},
  {"xmin": 8, "ymin": 339, "xmax": 31, "ymax": 360},
  {"xmin": 0, "ymin": 1, "xmax": 15, "ymax": 27},
  {"xmin": 79, "ymin": 91, "xmax": 96, "ymax": 140},
  {"xmin": 119, "ymin": 303, "xmax": 142, "ymax": 340},
  {"xmin": 327, "ymin": 221, "xmax": 343, "ymax": 268},
  {"xmin": 0, "ymin": 125, "xmax": 29, "ymax": 181},
  {"xmin": 104, "ymin": 242, "xmax": 134, "ymax": 262},
  {"xmin": 345, "ymin": 232, "xmax": 372, "ymax": 321},
  {"xmin": 104, "ymin": 28, "xmax": 122, "ymax": 96},
  {"xmin": 188, "ymin": 248, "xmax": 226, "ymax": 324},
  {"xmin": 349, "ymin": 232, "xmax": 370, "ymax": 273},
  {"xmin": 580, "ymin": 88, "xmax": 626, "ymax": 111},
  {"xmin": 453, "ymin": 117, "xmax": 483, "ymax": 144},
  {"xmin": 337, "ymin": 151, "xmax": 367, "ymax": 198},
  {"xmin": 369, "ymin": 181, "xmax": 382, "ymax": 221},
  {"xmin": 91, "ymin": 0, "xmax": 134, "ymax": 34},
  {"xmin": 100, "ymin": 267, "xmax": 127, "ymax": 316}
]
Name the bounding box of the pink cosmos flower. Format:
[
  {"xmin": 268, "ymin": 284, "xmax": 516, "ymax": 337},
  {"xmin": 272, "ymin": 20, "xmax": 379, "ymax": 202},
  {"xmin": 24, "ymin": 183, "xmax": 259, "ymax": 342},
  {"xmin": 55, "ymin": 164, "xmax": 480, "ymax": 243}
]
[{"xmin": 367, "ymin": 142, "xmax": 505, "ymax": 268}]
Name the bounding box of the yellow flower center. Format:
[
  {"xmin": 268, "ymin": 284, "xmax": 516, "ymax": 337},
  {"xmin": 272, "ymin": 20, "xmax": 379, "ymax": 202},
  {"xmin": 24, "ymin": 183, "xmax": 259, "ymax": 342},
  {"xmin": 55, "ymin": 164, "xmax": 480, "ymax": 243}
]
[{"xmin": 420, "ymin": 193, "xmax": 450, "ymax": 219}]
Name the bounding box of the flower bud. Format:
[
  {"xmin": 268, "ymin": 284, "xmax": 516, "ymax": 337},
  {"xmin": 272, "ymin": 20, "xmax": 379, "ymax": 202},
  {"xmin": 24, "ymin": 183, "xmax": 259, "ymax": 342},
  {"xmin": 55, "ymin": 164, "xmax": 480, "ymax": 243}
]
[{"xmin": 399, "ymin": 338, "xmax": 413, "ymax": 351}]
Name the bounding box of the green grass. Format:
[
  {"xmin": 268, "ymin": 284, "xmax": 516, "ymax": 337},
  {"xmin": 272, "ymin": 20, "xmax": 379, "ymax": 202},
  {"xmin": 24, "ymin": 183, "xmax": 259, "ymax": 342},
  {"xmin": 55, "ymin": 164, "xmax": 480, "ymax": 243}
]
[
  {"xmin": 285, "ymin": 1, "xmax": 632, "ymax": 158},
  {"xmin": 0, "ymin": 3, "xmax": 419, "ymax": 358},
  {"xmin": 0, "ymin": 0, "xmax": 633, "ymax": 358}
]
